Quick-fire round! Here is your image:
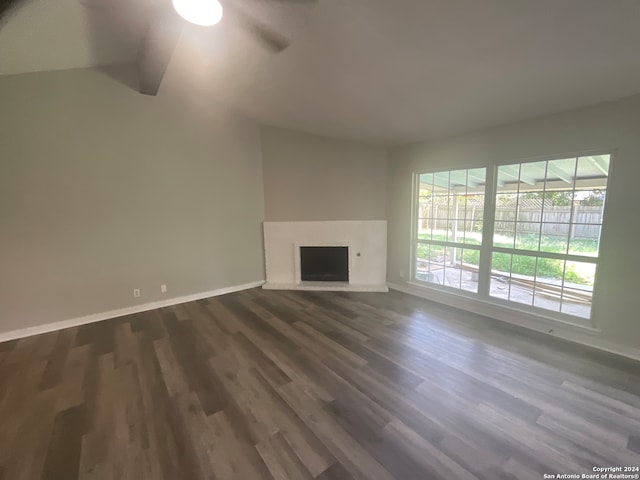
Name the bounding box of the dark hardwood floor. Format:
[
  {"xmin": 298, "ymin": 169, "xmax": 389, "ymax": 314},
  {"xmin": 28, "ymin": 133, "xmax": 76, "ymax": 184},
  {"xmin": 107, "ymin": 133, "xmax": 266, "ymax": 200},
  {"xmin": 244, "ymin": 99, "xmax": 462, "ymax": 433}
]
[{"xmin": 1, "ymin": 288, "xmax": 639, "ymax": 479}]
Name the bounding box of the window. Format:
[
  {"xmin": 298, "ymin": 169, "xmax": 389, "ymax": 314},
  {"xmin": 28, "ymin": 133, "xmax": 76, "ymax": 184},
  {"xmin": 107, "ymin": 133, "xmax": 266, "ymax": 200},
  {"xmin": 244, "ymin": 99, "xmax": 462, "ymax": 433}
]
[
  {"xmin": 414, "ymin": 168, "xmax": 486, "ymax": 293},
  {"xmin": 413, "ymin": 153, "xmax": 611, "ymax": 324},
  {"xmin": 490, "ymin": 155, "xmax": 610, "ymax": 319}
]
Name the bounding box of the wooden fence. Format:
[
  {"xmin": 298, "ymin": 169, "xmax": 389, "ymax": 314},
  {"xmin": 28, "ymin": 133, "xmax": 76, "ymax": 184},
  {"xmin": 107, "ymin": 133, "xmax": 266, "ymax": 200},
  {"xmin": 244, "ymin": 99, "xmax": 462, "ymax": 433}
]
[
  {"xmin": 420, "ymin": 204, "xmax": 603, "ymax": 240},
  {"xmin": 494, "ymin": 206, "xmax": 602, "ymax": 239}
]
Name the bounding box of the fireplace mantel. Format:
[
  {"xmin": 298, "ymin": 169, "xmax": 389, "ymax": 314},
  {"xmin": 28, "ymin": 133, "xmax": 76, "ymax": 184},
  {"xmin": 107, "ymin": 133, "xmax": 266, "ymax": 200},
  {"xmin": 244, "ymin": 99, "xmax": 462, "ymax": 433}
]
[{"xmin": 262, "ymin": 221, "xmax": 388, "ymax": 292}]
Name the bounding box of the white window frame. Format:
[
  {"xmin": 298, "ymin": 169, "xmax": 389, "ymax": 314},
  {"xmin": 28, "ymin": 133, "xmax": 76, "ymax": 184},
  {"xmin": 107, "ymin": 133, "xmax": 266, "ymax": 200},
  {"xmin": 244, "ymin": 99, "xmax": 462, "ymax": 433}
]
[
  {"xmin": 411, "ymin": 168, "xmax": 487, "ymax": 296},
  {"xmin": 410, "ymin": 150, "xmax": 613, "ymax": 328}
]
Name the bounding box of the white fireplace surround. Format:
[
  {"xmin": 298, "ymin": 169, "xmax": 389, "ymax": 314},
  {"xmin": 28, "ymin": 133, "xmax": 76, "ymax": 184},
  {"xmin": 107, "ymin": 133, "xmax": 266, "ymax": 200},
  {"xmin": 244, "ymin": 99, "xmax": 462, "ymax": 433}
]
[{"xmin": 263, "ymin": 221, "xmax": 388, "ymax": 292}]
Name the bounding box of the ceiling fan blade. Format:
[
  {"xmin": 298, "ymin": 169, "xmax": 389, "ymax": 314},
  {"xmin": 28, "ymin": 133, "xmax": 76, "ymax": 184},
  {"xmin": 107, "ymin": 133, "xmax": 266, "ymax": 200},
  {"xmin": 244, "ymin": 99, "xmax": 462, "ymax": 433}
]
[
  {"xmin": 78, "ymin": 0, "xmax": 117, "ymax": 11},
  {"xmin": 0, "ymin": 0, "xmax": 24, "ymax": 22},
  {"xmin": 227, "ymin": 4, "xmax": 291, "ymax": 53},
  {"xmin": 246, "ymin": 19, "xmax": 290, "ymax": 52},
  {"xmin": 263, "ymin": 0, "xmax": 317, "ymax": 3},
  {"xmin": 221, "ymin": 0, "xmax": 293, "ymax": 52}
]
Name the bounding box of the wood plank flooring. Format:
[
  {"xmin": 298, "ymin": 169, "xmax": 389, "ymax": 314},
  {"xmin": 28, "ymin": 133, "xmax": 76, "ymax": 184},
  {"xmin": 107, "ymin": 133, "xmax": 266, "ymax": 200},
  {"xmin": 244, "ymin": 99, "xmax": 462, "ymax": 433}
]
[{"xmin": 1, "ymin": 288, "xmax": 639, "ymax": 479}]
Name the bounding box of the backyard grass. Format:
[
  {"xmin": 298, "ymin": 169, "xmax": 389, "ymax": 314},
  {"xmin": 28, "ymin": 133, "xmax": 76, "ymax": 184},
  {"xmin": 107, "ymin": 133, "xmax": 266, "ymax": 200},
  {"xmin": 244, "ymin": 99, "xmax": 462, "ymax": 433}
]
[{"xmin": 417, "ymin": 231, "xmax": 598, "ymax": 285}]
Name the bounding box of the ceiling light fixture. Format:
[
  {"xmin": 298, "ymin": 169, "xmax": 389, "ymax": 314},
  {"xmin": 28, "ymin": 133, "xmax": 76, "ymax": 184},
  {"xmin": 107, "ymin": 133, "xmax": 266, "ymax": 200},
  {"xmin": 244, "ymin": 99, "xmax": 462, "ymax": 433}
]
[{"xmin": 172, "ymin": 0, "xmax": 223, "ymax": 26}]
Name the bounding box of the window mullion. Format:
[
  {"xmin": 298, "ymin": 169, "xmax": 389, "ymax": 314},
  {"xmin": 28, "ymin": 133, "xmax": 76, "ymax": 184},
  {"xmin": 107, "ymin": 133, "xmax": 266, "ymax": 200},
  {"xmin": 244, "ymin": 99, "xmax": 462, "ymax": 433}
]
[
  {"xmin": 491, "ymin": 246, "xmax": 598, "ymax": 263},
  {"xmin": 478, "ymin": 164, "xmax": 497, "ymax": 299},
  {"xmin": 411, "ymin": 173, "xmax": 420, "ymax": 281}
]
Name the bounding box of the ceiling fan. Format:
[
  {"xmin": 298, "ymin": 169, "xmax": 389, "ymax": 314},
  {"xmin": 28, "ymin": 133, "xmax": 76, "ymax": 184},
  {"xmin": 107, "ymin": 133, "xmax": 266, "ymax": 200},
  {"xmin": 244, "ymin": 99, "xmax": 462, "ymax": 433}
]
[{"xmin": 0, "ymin": 0, "xmax": 317, "ymax": 95}]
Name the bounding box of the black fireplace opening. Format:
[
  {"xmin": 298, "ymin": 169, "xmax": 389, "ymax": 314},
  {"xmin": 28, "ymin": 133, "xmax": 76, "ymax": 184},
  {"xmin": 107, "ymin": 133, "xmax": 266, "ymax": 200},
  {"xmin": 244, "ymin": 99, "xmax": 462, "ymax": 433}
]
[{"xmin": 300, "ymin": 246, "xmax": 349, "ymax": 282}]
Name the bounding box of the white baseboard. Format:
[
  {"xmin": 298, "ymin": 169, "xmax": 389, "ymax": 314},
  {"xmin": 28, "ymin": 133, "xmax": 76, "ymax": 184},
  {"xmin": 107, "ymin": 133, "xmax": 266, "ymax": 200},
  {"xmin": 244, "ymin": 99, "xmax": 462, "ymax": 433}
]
[
  {"xmin": 388, "ymin": 282, "xmax": 640, "ymax": 362},
  {"xmin": 263, "ymin": 282, "xmax": 389, "ymax": 293},
  {"xmin": 0, "ymin": 281, "xmax": 265, "ymax": 343}
]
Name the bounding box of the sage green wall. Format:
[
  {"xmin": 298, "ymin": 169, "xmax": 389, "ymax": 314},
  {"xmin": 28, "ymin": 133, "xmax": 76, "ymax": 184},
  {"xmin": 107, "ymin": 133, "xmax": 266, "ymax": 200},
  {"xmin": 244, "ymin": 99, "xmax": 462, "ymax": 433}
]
[
  {"xmin": 262, "ymin": 126, "xmax": 387, "ymax": 221},
  {"xmin": 0, "ymin": 68, "xmax": 265, "ymax": 334},
  {"xmin": 387, "ymin": 95, "xmax": 640, "ymax": 350}
]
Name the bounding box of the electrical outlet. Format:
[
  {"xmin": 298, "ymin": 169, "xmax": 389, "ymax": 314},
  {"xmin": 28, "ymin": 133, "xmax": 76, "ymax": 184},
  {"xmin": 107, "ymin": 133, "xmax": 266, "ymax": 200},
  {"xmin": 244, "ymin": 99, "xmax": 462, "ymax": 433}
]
[
  {"xmin": 161, "ymin": 284, "xmax": 167, "ymax": 293},
  {"xmin": 399, "ymin": 269, "xmax": 406, "ymax": 279},
  {"xmin": 133, "ymin": 289, "xmax": 141, "ymax": 298}
]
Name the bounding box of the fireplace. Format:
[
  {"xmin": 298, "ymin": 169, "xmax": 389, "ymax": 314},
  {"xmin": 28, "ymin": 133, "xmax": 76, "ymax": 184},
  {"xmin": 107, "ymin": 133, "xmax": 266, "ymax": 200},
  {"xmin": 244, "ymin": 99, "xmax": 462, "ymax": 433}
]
[
  {"xmin": 300, "ymin": 246, "xmax": 349, "ymax": 282},
  {"xmin": 262, "ymin": 221, "xmax": 388, "ymax": 292}
]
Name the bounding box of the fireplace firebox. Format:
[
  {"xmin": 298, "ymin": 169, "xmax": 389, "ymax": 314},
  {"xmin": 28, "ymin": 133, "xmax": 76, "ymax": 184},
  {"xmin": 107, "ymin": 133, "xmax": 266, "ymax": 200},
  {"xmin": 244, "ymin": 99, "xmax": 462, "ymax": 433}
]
[{"xmin": 300, "ymin": 246, "xmax": 349, "ymax": 282}]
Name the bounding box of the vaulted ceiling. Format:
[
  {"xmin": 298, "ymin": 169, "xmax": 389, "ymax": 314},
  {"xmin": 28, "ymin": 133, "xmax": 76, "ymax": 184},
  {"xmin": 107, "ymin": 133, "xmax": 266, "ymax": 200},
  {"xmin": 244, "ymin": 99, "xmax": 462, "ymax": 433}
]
[{"xmin": 2, "ymin": 0, "xmax": 640, "ymax": 145}]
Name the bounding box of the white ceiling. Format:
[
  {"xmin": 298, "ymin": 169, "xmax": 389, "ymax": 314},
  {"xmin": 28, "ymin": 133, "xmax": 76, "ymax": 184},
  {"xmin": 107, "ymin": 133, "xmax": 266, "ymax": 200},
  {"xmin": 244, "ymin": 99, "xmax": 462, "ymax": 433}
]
[{"xmin": 2, "ymin": 0, "xmax": 640, "ymax": 146}]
